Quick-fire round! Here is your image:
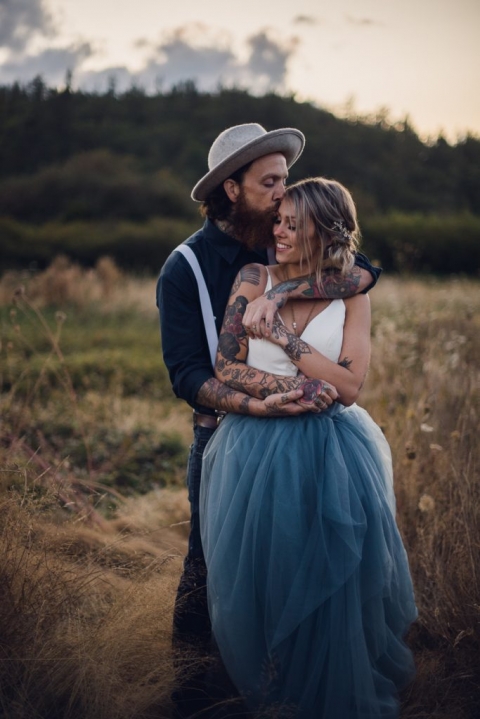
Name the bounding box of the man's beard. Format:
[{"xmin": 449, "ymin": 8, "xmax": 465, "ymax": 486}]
[{"xmin": 228, "ymin": 192, "xmax": 278, "ymax": 250}]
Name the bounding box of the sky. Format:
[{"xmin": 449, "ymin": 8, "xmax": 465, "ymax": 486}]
[{"xmin": 0, "ymin": 0, "xmax": 479, "ymax": 141}]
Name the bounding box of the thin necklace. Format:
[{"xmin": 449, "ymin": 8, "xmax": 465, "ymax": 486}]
[
  {"xmin": 284, "ymin": 265, "xmax": 317, "ymax": 336},
  {"xmin": 291, "ymin": 302, "xmax": 317, "ymax": 337}
]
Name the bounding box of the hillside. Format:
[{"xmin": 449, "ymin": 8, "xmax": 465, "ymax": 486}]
[{"xmin": 1, "ymin": 80, "xmax": 479, "ymax": 274}]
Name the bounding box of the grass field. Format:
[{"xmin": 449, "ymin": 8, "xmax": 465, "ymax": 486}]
[{"xmin": 1, "ymin": 257, "xmax": 479, "ymax": 718}]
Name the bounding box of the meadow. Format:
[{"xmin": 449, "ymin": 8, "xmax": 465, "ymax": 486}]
[{"xmin": 0, "ymin": 257, "xmax": 479, "ymax": 718}]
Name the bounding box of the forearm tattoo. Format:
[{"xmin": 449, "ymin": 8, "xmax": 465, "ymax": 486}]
[
  {"xmin": 301, "ymin": 268, "xmax": 362, "ymax": 299},
  {"xmin": 196, "ymin": 377, "xmax": 253, "ymax": 414},
  {"xmin": 197, "ymin": 377, "xmax": 238, "ymax": 407},
  {"xmin": 338, "ymin": 356, "xmax": 353, "ymax": 369},
  {"xmin": 264, "ymin": 279, "xmax": 300, "ymax": 309},
  {"xmin": 284, "ymin": 336, "xmax": 312, "ymax": 362},
  {"xmin": 265, "ymin": 267, "xmax": 362, "ymax": 303},
  {"xmin": 271, "ymin": 318, "xmax": 312, "ymax": 363}
]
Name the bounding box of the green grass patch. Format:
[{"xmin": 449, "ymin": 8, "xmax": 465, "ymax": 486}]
[{"xmin": 1, "ymin": 305, "xmax": 173, "ymax": 399}]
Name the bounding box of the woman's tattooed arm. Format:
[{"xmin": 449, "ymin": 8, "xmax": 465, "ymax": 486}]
[
  {"xmin": 216, "ymin": 292, "xmax": 304, "ymax": 398},
  {"xmin": 209, "ymin": 265, "xmax": 339, "ymax": 411},
  {"xmin": 229, "ymin": 264, "xmax": 262, "ymax": 296},
  {"xmin": 269, "ymin": 319, "xmax": 312, "ymax": 362}
]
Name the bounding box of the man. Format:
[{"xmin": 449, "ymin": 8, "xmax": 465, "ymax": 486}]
[{"xmin": 157, "ymin": 123, "xmax": 380, "ymax": 714}]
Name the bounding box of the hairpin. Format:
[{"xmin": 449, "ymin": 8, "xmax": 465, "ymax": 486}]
[{"xmin": 331, "ymin": 220, "xmax": 352, "ymax": 241}]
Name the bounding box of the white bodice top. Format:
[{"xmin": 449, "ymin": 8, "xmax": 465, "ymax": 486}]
[{"xmin": 246, "ymin": 272, "xmax": 346, "ymax": 376}]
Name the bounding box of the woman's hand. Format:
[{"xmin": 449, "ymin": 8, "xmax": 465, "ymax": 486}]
[
  {"xmin": 243, "ymin": 293, "xmax": 283, "ymax": 339},
  {"xmin": 297, "ymin": 378, "xmax": 338, "ymax": 409},
  {"xmin": 266, "ymin": 316, "xmax": 289, "ymax": 346}
]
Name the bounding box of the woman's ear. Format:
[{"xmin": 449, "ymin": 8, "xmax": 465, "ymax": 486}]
[{"xmin": 223, "ymin": 179, "xmax": 240, "ymax": 203}]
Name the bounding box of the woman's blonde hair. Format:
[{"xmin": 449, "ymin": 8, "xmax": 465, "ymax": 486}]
[{"xmin": 283, "ymin": 177, "xmax": 360, "ymax": 288}]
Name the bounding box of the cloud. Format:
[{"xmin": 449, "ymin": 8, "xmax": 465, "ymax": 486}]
[
  {"xmin": 0, "ymin": 15, "xmax": 297, "ymax": 96},
  {"xmin": 293, "ymin": 15, "xmax": 318, "ymax": 26},
  {"xmin": 241, "ymin": 32, "xmax": 297, "ymax": 90},
  {"xmin": 0, "ymin": 0, "xmax": 84, "ymax": 87},
  {"xmin": 77, "ymin": 27, "xmax": 297, "ymax": 96},
  {"xmin": 0, "ymin": 0, "xmax": 54, "ymax": 53},
  {"xmin": 346, "ymin": 15, "xmax": 382, "ymax": 27},
  {"xmin": 133, "ymin": 38, "xmax": 151, "ymax": 50},
  {"xmin": 146, "ymin": 28, "xmax": 235, "ymax": 90},
  {"xmin": 0, "ymin": 44, "xmax": 92, "ymax": 85}
]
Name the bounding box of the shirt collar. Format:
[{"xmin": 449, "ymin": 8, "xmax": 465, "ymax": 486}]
[{"xmin": 202, "ymin": 218, "xmax": 267, "ymax": 264}]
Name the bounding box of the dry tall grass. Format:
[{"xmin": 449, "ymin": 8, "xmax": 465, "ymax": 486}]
[
  {"xmin": 0, "ymin": 255, "xmax": 156, "ymax": 315},
  {"xmin": 0, "ymin": 489, "xmax": 187, "ymax": 719},
  {"xmin": 366, "ymin": 278, "xmax": 480, "ymax": 719},
  {"xmin": 1, "ymin": 261, "xmax": 479, "ymax": 718}
]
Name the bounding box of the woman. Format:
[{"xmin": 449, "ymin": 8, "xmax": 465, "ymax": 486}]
[{"xmin": 200, "ymin": 178, "xmax": 417, "ymax": 718}]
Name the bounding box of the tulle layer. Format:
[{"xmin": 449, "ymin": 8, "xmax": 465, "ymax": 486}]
[{"xmin": 200, "ymin": 405, "xmax": 417, "ymax": 719}]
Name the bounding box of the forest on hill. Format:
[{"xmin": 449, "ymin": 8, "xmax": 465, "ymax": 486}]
[{"xmin": 1, "ymin": 78, "xmax": 479, "ymax": 274}]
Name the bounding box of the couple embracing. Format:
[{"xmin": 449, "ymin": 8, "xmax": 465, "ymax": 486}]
[{"xmin": 157, "ymin": 123, "xmax": 416, "ymax": 718}]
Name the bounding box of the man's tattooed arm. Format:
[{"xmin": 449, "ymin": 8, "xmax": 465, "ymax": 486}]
[
  {"xmin": 265, "ymin": 267, "xmax": 364, "ymax": 304},
  {"xmin": 195, "ymin": 377, "xmax": 311, "ymax": 417},
  {"xmin": 243, "ymin": 266, "xmax": 372, "ymax": 338},
  {"xmin": 196, "ymin": 377, "xmax": 255, "ymax": 414},
  {"xmin": 263, "ymin": 279, "xmax": 303, "ymax": 309}
]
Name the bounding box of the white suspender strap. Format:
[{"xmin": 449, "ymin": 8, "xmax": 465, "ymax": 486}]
[{"xmin": 174, "ymin": 244, "xmax": 218, "ymax": 369}]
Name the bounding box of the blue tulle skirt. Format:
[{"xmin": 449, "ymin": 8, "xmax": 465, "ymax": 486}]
[{"xmin": 200, "ymin": 404, "xmax": 417, "ymax": 719}]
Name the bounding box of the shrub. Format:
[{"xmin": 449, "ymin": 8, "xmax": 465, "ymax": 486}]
[
  {"xmin": 362, "ymin": 212, "xmax": 480, "ymax": 274},
  {"xmin": 0, "ymin": 217, "xmax": 200, "ymax": 272}
]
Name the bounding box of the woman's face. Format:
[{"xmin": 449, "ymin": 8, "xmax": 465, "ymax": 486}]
[{"xmin": 273, "ymin": 199, "xmax": 318, "ymax": 271}]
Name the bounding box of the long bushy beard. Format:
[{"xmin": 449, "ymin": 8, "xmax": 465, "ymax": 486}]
[{"xmin": 229, "ymin": 192, "xmax": 278, "ymax": 250}]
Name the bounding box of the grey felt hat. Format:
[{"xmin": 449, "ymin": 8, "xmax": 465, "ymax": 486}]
[{"xmin": 191, "ymin": 123, "xmax": 305, "ymax": 201}]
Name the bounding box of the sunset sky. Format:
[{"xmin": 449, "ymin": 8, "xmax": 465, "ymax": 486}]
[{"xmin": 1, "ymin": 0, "xmax": 479, "ymax": 141}]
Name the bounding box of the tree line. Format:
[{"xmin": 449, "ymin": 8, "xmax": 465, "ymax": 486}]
[{"xmin": 1, "ymin": 77, "xmax": 479, "ymax": 274}]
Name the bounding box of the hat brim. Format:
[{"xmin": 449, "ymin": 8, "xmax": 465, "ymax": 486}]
[{"xmin": 191, "ymin": 128, "xmax": 305, "ymax": 202}]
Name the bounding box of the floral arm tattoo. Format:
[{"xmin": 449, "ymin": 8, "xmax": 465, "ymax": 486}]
[
  {"xmin": 264, "ymin": 266, "xmax": 363, "ymax": 308},
  {"xmin": 196, "ymin": 377, "xmax": 255, "ymax": 414},
  {"xmin": 216, "ymin": 291, "xmax": 304, "ymax": 398}
]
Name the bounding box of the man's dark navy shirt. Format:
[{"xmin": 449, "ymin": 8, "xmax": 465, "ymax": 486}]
[{"xmin": 156, "ymin": 219, "xmax": 381, "ymax": 417}]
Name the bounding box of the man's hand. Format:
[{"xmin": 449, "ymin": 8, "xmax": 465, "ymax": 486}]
[
  {"xmin": 259, "ymin": 378, "xmax": 337, "ymax": 416},
  {"xmin": 243, "ymin": 293, "xmax": 283, "ymax": 339},
  {"xmin": 261, "ymin": 388, "xmax": 310, "ymax": 416}
]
